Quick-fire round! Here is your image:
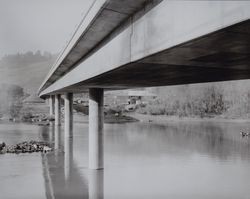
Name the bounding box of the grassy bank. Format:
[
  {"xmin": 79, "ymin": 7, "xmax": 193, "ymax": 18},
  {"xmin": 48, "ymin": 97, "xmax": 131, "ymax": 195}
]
[
  {"xmin": 138, "ymin": 84, "xmax": 250, "ymax": 119},
  {"xmin": 129, "ymin": 113, "xmax": 250, "ymax": 125}
]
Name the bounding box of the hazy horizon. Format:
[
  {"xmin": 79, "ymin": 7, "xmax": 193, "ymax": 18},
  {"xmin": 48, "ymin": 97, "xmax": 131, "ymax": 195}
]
[{"xmin": 0, "ymin": 0, "xmax": 94, "ymax": 59}]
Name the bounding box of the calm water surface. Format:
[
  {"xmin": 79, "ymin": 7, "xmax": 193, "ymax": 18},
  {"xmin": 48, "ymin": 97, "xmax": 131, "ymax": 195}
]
[{"xmin": 0, "ymin": 120, "xmax": 250, "ymax": 199}]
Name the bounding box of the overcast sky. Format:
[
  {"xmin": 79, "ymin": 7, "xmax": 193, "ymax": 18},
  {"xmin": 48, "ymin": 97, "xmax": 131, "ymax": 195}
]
[{"xmin": 0, "ymin": 0, "xmax": 94, "ymax": 58}]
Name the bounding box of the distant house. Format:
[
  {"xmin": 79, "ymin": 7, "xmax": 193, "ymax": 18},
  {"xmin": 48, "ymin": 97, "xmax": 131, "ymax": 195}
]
[
  {"xmin": 23, "ymin": 94, "xmax": 45, "ymax": 104},
  {"xmin": 105, "ymin": 89, "xmax": 157, "ymax": 107},
  {"xmin": 127, "ymin": 90, "xmax": 157, "ymax": 104}
]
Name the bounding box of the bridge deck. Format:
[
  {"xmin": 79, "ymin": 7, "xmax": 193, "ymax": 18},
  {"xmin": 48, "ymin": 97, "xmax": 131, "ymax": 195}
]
[{"xmin": 39, "ymin": 1, "xmax": 250, "ymax": 97}]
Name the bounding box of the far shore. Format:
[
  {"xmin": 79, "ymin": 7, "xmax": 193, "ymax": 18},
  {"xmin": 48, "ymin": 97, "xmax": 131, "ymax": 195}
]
[
  {"xmin": 73, "ymin": 112, "xmax": 250, "ymax": 125},
  {"xmin": 126, "ymin": 112, "xmax": 250, "ymax": 124},
  {"xmin": 1, "ymin": 111, "xmax": 250, "ymax": 126},
  {"xmin": 73, "ymin": 113, "xmax": 139, "ymax": 124}
]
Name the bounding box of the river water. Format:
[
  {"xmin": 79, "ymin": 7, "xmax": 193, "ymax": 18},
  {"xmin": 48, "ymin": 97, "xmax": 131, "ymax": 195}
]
[{"xmin": 0, "ymin": 120, "xmax": 250, "ymax": 199}]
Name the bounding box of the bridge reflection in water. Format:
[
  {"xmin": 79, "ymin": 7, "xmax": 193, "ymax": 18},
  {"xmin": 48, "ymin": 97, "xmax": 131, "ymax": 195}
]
[
  {"xmin": 34, "ymin": 120, "xmax": 250, "ymax": 198},
  {"xmin": 41, "ymin": 125, "xmax": 103, "ymax": 199}
]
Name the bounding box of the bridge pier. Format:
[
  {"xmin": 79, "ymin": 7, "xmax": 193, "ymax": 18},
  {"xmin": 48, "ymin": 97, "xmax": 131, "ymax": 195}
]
[
  {"xmin": 49, "ymin": 95, "xmax": 55, "ymax": 115},
  {"xmin": 89, "ymin": 88, "xmax": 104, "ymax": 170},
  {"xmin": 55, "ymin": 94, "xmax": 61, "ymax": 126},
  {"xmin": 64, "ymin": 93, "xmax": 73, "ymax": 138}
]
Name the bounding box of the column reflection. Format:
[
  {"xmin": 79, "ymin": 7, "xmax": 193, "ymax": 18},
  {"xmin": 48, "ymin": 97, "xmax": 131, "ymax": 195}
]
[
  {"xmin": 89, "ymin": 170, "xmax": 104, "ymax": 199},
  {"xmin": 41, "ymin": 124, "xmax": 89, "ymax": 199},
  {"xmin": 64, "ymin": 136, "xmax": 73, "ymax": 181}
]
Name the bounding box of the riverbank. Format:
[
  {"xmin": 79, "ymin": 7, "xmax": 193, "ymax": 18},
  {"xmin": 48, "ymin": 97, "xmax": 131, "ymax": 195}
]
[
  {"xmin": 128, "ymin": 112, "xmax": 250, "ymax": 125},
  {"xmin": 3, "ymin": 111, "xmax": 250, "ymax": 126},
  {"xmin": 73, "ymin": 113, "xmax": 139, "ymax": 124},
  {"xmin": 0, "ymin": 141, "xmax": 52, "ymax": 154}
]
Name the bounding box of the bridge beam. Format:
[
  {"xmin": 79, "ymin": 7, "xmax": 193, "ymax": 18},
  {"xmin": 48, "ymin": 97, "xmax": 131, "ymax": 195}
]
[
  {"xmin": 49, "ymin": 95, "xmax": 55, "ymax": 115},
  {"xmin": 64, "ymin": 93, "xmax": 73, "ymax": 138},
  {"xmin": 55, "ymin": 94, "xmax": 61, "ymax": 126},
  {"xmin": 89, "ymin": 88, "xmax": 104, "ymax": 170}
]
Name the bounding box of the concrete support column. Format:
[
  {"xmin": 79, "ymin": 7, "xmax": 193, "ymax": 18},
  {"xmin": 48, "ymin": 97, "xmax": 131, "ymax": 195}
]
[
  {"xmin": 49, "ymin": 95, "xmax": 55, "ymax": 115},
  {"xmin": 55, "ymin": 94, "xmax": 61, "ymax": 126},
  {"xmin": 89, "ymin": 88, "xmax": 104, "ymax": 169},
  {"xmin": 64, "ymin": 93, "xmax": 73, "ymax": 138}
]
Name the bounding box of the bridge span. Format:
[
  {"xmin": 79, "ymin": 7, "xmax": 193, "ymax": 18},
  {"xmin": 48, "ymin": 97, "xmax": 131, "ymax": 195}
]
[{"xmin": 38, "ymin": 0, "xmax": 250, "ymax": 169}]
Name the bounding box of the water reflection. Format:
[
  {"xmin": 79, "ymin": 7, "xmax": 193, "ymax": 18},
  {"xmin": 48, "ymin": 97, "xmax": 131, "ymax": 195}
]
[
  {"xmin": 103, "ymin": 122, "xmax": 250, "ymax": 199},
  {"xmin": 1, "ymin": 121, "xmax": 250, "ymax": 198},
  {"xmin": 40, "ymin": 125, "xmax": 104, "ymax": 199},
  {"xmin": 89, "ymin": 170, "xmax": 104, "ymax": 199},
  {"xmin": 105, "ymin": 122, "xmax": 250, "ymax": 162},
  {"xmin": 41, "ymin": 125, "xmax": 89, "ymax": 199},
  {"xmin": 64, "ymin": 136, "xmax": 73, "ymax": 181}
]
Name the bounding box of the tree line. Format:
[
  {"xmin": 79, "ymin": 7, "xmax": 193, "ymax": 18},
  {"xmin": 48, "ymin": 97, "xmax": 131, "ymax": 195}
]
[
  {"xmin": 139, "ymin": 81, "xmax": 250, "ymax": 119},
  {"xmin": 0, "ymin": 51, "xmax": 56, "ymax": 67}
]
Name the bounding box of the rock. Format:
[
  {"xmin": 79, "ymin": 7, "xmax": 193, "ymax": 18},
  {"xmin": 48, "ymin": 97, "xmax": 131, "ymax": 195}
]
[
  {"xmin": 37, "ymin": 122, "xmax": 50, "ymax": 126},
  {"xmin": 0, "ymin": 141, "xmax": 53, "ymax": 154},
  {"xmin": 241, "ymin": 132, "xmax": 250, "ymax": 137},
  {"xmin": 43, "ymin": 146, "xmax": 52, "ymax": 153},
  {"xmin": 0, "ymin": 142, "xmax": 6, "ymax": 150},
  {"xmin": 33, "ymin": 144, "xmax": 37, "ymax": 150}
]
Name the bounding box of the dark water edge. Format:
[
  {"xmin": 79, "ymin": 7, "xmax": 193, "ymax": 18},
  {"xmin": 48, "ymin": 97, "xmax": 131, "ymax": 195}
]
[{"xmin": 0, "ymin": 120, "xmax": 250, "ymax": 199}]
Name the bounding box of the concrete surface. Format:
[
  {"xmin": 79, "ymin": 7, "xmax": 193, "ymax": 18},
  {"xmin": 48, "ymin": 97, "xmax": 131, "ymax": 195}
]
[
  {"xmin": 39, "ymin": 0, "xmax": 160, "ymax": 94},
  {"xmin": 39, "ymin": 1, "xmax": 250, "ymax": 96},
  {"xmin": 89, "ymin": 88, "xmax": 104, "ymax": 169}
]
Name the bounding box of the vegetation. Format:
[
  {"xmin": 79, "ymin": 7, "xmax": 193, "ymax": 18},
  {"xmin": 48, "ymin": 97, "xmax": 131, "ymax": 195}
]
[
  {"xmin": 0, "ymin": 51, "xmax": 54, "ymax": 67},
  {"xmin": 138, "ymin": 81, "xmax": 250, "ymax": 119},
  {"xmin": 0, "ymin": 84, "xmax": 26, "ymax": 119},
  {"xmin": 0, "ymin": 51, "xmax": 57, "ymax": 94},
  {"xmin": 0, "ymin": 51, "xmax": 56, "ymax": 120}
]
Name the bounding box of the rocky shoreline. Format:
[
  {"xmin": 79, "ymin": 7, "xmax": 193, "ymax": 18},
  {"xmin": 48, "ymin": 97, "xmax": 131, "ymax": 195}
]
[{"xmin": 0, "ymin": 141, "xmax": 52, "ymax": 154}]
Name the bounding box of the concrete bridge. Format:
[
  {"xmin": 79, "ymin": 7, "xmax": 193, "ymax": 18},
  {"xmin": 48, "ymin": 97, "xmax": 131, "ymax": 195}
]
[{"xmin": 38, "ymin": 0, "xmax": 250, "ymax": 169}]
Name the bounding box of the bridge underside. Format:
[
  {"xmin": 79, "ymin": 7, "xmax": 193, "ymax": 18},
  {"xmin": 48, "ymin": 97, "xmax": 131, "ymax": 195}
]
[
  {"xmin": 40, "ymin": 2, "xmax": 250, "ymax": 170},
  {"xmin": 54, "ymin": 20, "xmax": 250, "ymax": 93}
]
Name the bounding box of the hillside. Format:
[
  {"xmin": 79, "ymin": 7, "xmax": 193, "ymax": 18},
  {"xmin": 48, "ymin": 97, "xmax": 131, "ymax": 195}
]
[{"xmin": 0, "ymin": 52, "xmax": 56, "ymax": 94}]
